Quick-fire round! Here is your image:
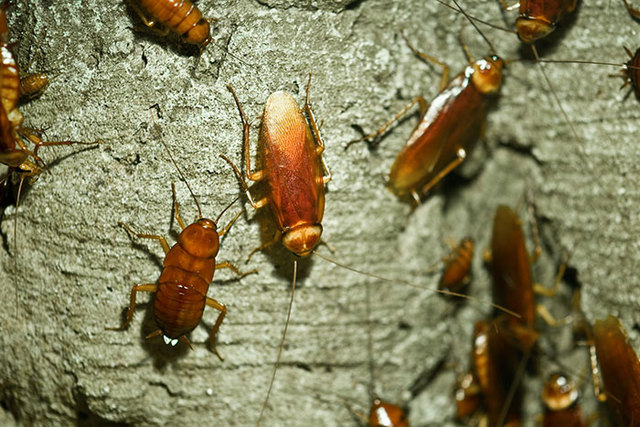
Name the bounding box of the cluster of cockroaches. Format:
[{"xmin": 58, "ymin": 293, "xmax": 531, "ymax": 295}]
[{"xmin": 5, "ymin": 0, "xmax": 640, "ymax": 425}]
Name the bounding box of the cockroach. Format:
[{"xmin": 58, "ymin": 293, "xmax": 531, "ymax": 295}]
[
  {"xmin": 349, "ymin": 3, "xmax": 504, "ymax": 204},
  {"xmin": 476, "ymin": 319, "xmax": 525, "ymax": 427},
  {"xmin": 490, "ymin": 205, "xmax": 540, "ymax": 350},
  {"xmin": 106, "ymin": 113, "xmax": 255, "ymax": 358},
  {"xmin": 592, "ymin": 315, "xmax": 640, "ymax": 425},
  {"xmin": 221, "ymin": 73, "xmax": 331, "ymax": 424},
  {"xmin": 498, "ymin": 0, "xmax": 578, "ymax": 44},
  {"xmin": 439, "ymin": 237, "xmax": 474, "ymax": 294},
  {"xmin": 107, "ymin": 181, "xmax": 251, "ymax": 359},
  {"xmin": 541, "ymin": 372, "xmax": 586, "ymax": 427},
  {"xmin": 128, "ymin": 0, "xmax": 212, "ymax": 52}
]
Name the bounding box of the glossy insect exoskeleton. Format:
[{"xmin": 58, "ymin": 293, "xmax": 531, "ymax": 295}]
[
  {"xmin": 502, "ymin": 0, "xmax": 578, "ymax": 44},
  {"xmin": 592, "ymin": 315, "xmax": 640, "ymax": 425},
  {"xmin": 350, "ymin": 26, "xmax": 504, "ymax": 203},
  {"xmin": 439, "ymin": 237, "xmax": 474, "ymax": 293},
  {"xmin": 473, "ymin": 319, "xmax": 523, "ymax": 426},
  {"xmin": 107, "ymin": 183, "xmax": 249, "ymax": 360},
  {"xmin": 223, "ymin": 74, "xmax": 330, "ymax": 258},
  {"xmin": 129, "ymin": 0, "xmax": 212, "ymax": 52},
  {"xmin": 541, "ymin": 372, "xmax": 586, "ymax": 427},
  {"xmin": 369, "ymin": 399, "xmax": 409, "ymax": 427},
  {"xmin": 490, "ymin": 205, "xmax": 540, "ymax": 351}
]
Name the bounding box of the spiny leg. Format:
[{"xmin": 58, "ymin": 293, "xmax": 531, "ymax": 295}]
[
  {"xmin": 205, "ymin": 297, "xmax": 227, "ymax": 361},
  {"xmin": 347, "ymin": 96, "xmax": 428, "ymax": 147},
  {"xmin": 219, "ymin": 153, "xmax": 268, "ymax": 210},
  {"xmin": 301, "ymin": 73, "xmax": 332, "ymax": 184},
  {"xmin": 418, "ymin": 148, "xmax": 466, "ymax": 197},
  {"xmin": 226, "ymin": 84, "xmax": 264, "ymax": 182},
  {"xmin": 402, "ymin": 32, "xmax": 450, "ymax": 91},
  {"xmin": 106, "ymin": 283, "xmax": 157, "ymax": 331},
  {"xmin": 217, "ymin": 261, "xmax": 258, "ymax": 277},
  {"xmin": 118, "ymin": 221, "xmax": 170, "ymax": 255},
  {"xmin": 245, "ymin": 231, "xmax": 280, "ymax": 262},
  {"xmin": 623, "ymin": 0, "xmax": 640, "ymax": 19}
]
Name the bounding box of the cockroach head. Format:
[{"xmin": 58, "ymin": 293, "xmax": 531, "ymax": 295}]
[
  {"xmin": 178, "ymin": 219, "xmax": 220, "ymax": 258},
  {"xmin": 515, "ymin": 16, "xmax": 554, "ymax": 44},
  {"xmin": 470, "ymin": 55, "xmax": 504, "ymax": 95},
  {"xmin": 542, "ymin": 373, "xmax": 579, "ymax": 411},
  {"xmin": 282, "ymin": 224, "xmax": 323, "ymax": 257}
]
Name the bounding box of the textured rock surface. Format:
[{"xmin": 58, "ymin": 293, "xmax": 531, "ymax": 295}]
[{"xmin": 0, "ymin": 0, "xmax": 635, "ymax": 425}]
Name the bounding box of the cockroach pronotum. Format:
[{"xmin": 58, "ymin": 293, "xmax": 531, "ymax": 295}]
[
  {"xmin": 498, "ymin": 0, "xmax": 578, "ymax": 44},
  {"xmin": 439, "ymin": 237, "xmax": 474, "ymax": 294},
  {"xmin": 128, "ymin": 0, "xmax": 212, "ymax": 50},
  {"xmin": 348, "ymin": 2, "xmax": 504, "ymax": 204},
  {"xmin": 592, "ymin": 315, "xmax": 640, "ymax": 425},
  {"xmin": 541, "ymin": 372, "xmax": 586, "ymax": 427},
  {"xmin": 221, "ymin": 73, "xmax": 331, "ymax": 424},
  {"xmin": 107, "ymin": 118, "xmax": 254, "ymax": 359}
]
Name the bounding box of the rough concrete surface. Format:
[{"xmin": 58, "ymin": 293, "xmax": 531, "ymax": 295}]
[{"xmin": 0, "ymin": 0, "xmax": 637, "ymax": 425}]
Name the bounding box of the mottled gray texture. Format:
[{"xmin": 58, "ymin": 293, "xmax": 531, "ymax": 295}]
[{"xmin": 0, "ymin": 0, "xmax": 634, "ymax": 425}]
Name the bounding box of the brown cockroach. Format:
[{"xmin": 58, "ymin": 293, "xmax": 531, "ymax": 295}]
[
  {"xmin": 221, "ymin": 73, "xmax": 330, "ymax": 424},
  {"xmin": 591, "ymin": 315, "xmax": 640, "ymax": 425},
  {"xmin": 107, "ymin": 119, "xmax": 254, "ymax": 358},
  {"xmin": 453, "ymin": 372, "xmax": 483, "ymax": 420},
  {"xmin": 128, "ymin": 0, "xmax": 212, "ymax": 52},
  {"xmin": 498, "ymin": 0, "xmax": 578, "ymax": 44},
  {"xmin": 439, "ymin": 237, "xmax": 474, "ymax": 294},
  {"xmin": 541, "ymin": 372, "xmax": 586, "ymax": 427},
  {"xmin": 349, "ymin": 2, "xmax": 504, "ymax": 204}
]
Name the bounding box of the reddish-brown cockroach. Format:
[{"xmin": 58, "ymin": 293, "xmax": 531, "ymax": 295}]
[
  {"xmin": 107, "ymin": 180, "xmax": 251, "ymax": 359},
  {"xmin": 349, "ymin": 7, "xmax": 504, "ymax": 204},
  {"xmin": 541, "ymin": 372, "xmax": 586, "ymax": 427},
  {"xmin": 439, "ymin": 237, "xmax": 474, "ymax": 294},
  {"xmin": 489, "ymin": 205, "xmax": 565, "ymax": 350},
  {"xmin": 592, "ymin": 315, "xmax": 640, "ymax": 425},
  {"xmin": 128, "ymin": 0, "xmax": 212, "ymax": 52},
  {"xmin": 498, "ymin": 0, "xmax": 578, "ymax": 44},
  {"xmin": 476, "ymin": 319, "xmax": 525, "ymax": 427},
  {"xmin": 221, "ymin": 73, "xmax": 330, "ymax": 424}
]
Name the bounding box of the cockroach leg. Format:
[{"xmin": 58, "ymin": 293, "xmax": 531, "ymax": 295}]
[
  {"xmin": 106, "ymin": 283, "xmax": 157, "ymax": 331},
  {"xmin": 205, "ymin": 296, "xmax": 227, "ymax": 360},
  {"xmin": 300, "ymin": 74, "xmax": 332, "ymax": 183},
  {"xmin": 245, "ymin": 232, "xmax": 281, "ymax": 262},
  {"xmin": 226, "ymin": 85, "xmax": 265, "ymax": 182},
  {"xmin": 216, "ymin": 261, "xmax": 257, "ymax": 278},
  {"xmin": 418, "ymin": 147, "xmax": 466, "ymax": 195},
  {"xmin": 127, "ymin": 0, "xmax": 160, "ymax": 28},
  {"xmin": 402, "ymin": 33, "xmax": 450, "ymax": 90},
  {"xmin": 219, "ymin": 153, "xmax": 268, "ymax": 209},
  {"xmin": 118, "ymin": 221, "xmax": 171, "ymax": 255},
  {"xmin": 533, "ymin": 260, "xmax": 568, "ymax": 298},
  {"xmin": 348, "ymin": 96, "xmax": 428, "ymax": 147}
]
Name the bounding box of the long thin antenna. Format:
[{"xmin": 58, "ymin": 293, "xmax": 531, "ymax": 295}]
[
  {"xmin": 436, "ymin": 0, "xmax": 516, "ymax": 34},
  {"xmin": 312, "ymin": 251, "xmax": 520, "ymax": 319},
  {"xmin": 13, "ymin": 173, "xmax": 25, "ymax": 316},
  {"xmin": 148, "ymin": 107, "xmax": 203, "ymax": 218},
  {"xmin": 366, "ymin": 263, "xmax": 376, "ymax": 403},
  {"xmin": 451, "ymin": 0, "xmax": 497, "ymax": 54},
  {"xmin": 257, "ymin": 259, "xmax": 298, "ymax": 426}
]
